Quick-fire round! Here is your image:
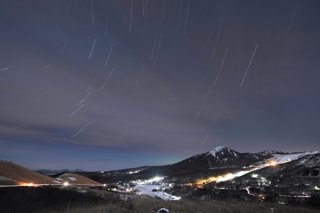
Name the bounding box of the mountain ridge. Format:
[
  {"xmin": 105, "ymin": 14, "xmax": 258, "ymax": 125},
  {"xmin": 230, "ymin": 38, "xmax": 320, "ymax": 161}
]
[{"xmin": 76, "ymin": 146, "xmax": 319, "ymax": 184}]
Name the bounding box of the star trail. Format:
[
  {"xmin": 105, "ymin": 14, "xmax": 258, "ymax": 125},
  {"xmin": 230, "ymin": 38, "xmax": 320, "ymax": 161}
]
[{"xmin": 0, "ymin": 0, "xmax": 320, "ymax": 170}]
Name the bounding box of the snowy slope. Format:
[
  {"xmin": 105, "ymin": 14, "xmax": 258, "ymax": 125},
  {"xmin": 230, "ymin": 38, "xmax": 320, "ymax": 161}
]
[
  {"xmin": 134, "ymin": 184, "xmax": 181, "ymax": 201},
  {"xmin": 271, "ymin": 151, "xmax": 319, "ymax": 164}
]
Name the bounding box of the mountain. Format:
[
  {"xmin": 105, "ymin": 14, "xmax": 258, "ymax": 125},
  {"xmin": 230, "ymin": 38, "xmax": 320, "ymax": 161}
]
[
  {"xmin": 1, "ymin": 146, "xmax": 318, "ymax": 189},
  {"xmin": 257, "ymin": 150, "xmax": 285, "ymax": 156},
  {"xmin": 79, "ymin": 146, "xmax": 299, "ymax": 183},
  {"xmin": 240, "ymin": 151, "xmax": 320, "ymax": 182},
  {"xmin": 152, "ymin": 146, "xmax": 266, "ymax": 175},
  {"xmin": 37, "ymin": 169, "xmax": 85, "ymax": 176},
  {"xmin": 0, "ymin": 160, "xmax": 101, "ymax": 186},
  {"xmin": 54, "ymin": 173, "xmax": 101, "ymax": 185},
  {"xmin": 0, "ymin": 160, "xmax": 54, "ymax": 185},
  {"xmin": 216, "ymin": 150, "xmax": 320, "ymax": 193}
]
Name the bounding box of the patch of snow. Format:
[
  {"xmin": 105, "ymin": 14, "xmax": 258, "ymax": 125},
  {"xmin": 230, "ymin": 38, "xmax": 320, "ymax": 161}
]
[
  {"xmin": 134, "ymin": 184, "xmax": 181, "ymax": 201},
  {"xmin": 272, "ymin": 151, "xmax": 319, "ymax": 164},
  {"xmin": 300, "ymin": 151, "xmax": 319, "ymax": 158},
  {"xmin": 68, "ymin": 177, "xmax": 77, "ymax": 181},
  {"xmin": 209, "ymin": 146, "xmax": 227, "ymax": 157},
  {"xmin": 198, "ymin": 150, "xmax": 319, "ymax": 185}
]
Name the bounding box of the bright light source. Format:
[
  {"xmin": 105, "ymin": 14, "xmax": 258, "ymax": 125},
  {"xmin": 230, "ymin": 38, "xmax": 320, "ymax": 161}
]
[
  {"xmin": 140, "ymin": 176, "xmax": 164, "ymax": 184},
  {"xmin": 208, "ymin": 177, "xmax": 216, "ymax": 182},
  {"xmin": 63, "ymin": 181, "xmax": 69, "ymax": 186},
  {"xmin": 19, "ymin": 182, "xmax": 36, "ymax": 187},
  {"xmin": 225, "ymin": 173, "xmax": 234, "ymax": 179},
  {"xmin": 315, "ymin": 186, "xmax": 320, "ymax": 191},
  {"xmin": 103, "ymin": 184, "xmax": 107, "ymax": 187},
  {"xmin": 151, "ymin": 176, "xmax": 163, "ymax": 182},
  {"xmin": 268, "ymin": 160, "xmax": 278, "ymax": 167},
  {"xmin": 251, "ymin": 174, "xmax": 259, "ymax": 178},
  {"xmin": 128, "ymin": 170, "xmax": 141, "ymax": 174}
]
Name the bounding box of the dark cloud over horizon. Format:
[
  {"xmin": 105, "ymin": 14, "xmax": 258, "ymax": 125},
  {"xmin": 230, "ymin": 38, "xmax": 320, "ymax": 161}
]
[{"xmin": 0, "ymin": 0, "xmax": 320, "ymax": 170}]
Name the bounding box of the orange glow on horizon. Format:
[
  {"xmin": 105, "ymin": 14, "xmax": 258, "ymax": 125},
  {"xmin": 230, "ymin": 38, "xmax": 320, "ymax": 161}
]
[{"xmin": 18, "ymin": 182, "xmax": 38, "ymax": 187}]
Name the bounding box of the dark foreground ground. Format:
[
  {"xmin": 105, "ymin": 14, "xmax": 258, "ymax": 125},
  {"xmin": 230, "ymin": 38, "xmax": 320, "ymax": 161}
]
[{"xmin": 1, "ymin": 187, "xmax": 319, "ymax": 213}]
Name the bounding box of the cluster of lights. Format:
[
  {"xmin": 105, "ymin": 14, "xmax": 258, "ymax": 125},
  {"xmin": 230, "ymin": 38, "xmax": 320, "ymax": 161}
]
[
  {"xmin": 197, "ymin": 170, "xmax": 255, "ymax": 185},
  {"xmin": 195, "ymin": 159, "xmax": 281, "ymax": 185},
  {"xmin": 196, "ymin": 173, "xmax": 236, "ymax": 185},
  {"xmin": 18, "ymin": 182, "xmax": 37, "ymax": 187},
  {"xmin": 128, "ymin": 170, "xmax": 142, "ymax": 174},
  {"xmin": 18, "ymin": 181, "xmax": 73, "ymax": 187},
  {"xmin": 266, "ymin": 160, "xmax": 278, "ymax": 167},
  {"xmin": 251, "ymin": 174, "xmax": 259, "ymax": 178},
  {"xmin": 133, "ymin": 176, "xmax": 164, "ymax": 185}
]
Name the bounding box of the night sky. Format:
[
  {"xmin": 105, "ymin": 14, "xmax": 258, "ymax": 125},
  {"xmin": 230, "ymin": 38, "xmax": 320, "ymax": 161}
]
[{"xmin": 1, "ymin": 0, "xmax": 320, "ymax": 170}]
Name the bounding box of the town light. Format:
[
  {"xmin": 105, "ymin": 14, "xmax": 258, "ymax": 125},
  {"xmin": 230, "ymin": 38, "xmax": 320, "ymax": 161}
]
[
  {"xmin": 251, "ymin": 174, "xmax": 259, "ymax": 178},
  {"xmin": 268, "ymin": 160, "xmax": 278, "ymax": 167},
  {"xmin": 19, "ymin": 182, "xmax": 37, "ymax": 187}
]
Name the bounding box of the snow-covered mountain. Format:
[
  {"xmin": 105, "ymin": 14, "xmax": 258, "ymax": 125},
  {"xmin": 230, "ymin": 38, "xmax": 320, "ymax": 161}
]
[
  {"xmin": 170, "ymin": 146, "xmax": 265, "ymax": 172},
  {"xmin": 219, "ymin": 150, "xmax": 320, "ymax": 190},
  {"xmin": 210, "ymin": 146, "xmax": 242, "ymax": 156},
  {"xmin": 79, "ymin": 146, "xmax": 320, "ymax": 184}
]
